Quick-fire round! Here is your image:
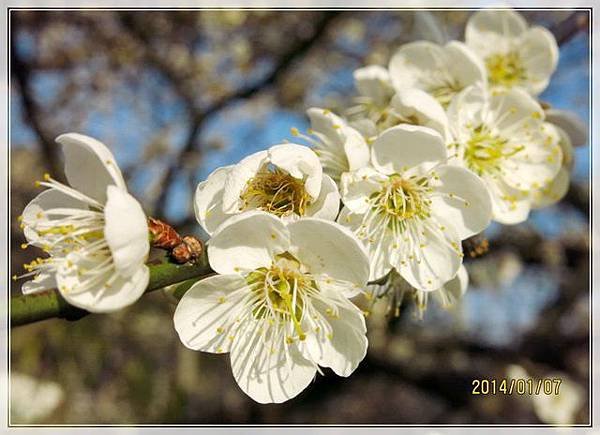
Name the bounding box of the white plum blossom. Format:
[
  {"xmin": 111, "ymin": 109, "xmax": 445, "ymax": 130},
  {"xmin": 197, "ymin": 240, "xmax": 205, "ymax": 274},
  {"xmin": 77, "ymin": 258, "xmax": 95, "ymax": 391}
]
[
  {"xmin": 465, "ymin": 10, "xmax": 559, "ymax": 95},
  {"xmin": 338, "ymin": 124, "xmax": 492, "ymax": 290},
  {"xmin": 298, "ymin": 108, "xmax": 370, "ymax": 181},
  {"xmin": 194, "ymin": 143, "xmax": 341, "ymax": 235},
  {"xmin": 174, "ymin": 211, "xmax": 370, "ymax": 403},
  {"xmin": 388, "ymin": 40, "xmax": 486, "ymax": 107},
  {"xmin": 18, "ymin": 133, "xmax": 150, "ymax": 313},
  {"xmin": 447, "ymin": 85, "xmax": 563, "ymax": 224}
]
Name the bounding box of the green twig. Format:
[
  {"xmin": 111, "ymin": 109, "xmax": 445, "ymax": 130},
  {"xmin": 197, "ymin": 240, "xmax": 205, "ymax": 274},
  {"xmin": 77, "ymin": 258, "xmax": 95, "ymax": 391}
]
[{"xmin": 10, "ymin": 254, "xmax": 213, "ymax": 327}]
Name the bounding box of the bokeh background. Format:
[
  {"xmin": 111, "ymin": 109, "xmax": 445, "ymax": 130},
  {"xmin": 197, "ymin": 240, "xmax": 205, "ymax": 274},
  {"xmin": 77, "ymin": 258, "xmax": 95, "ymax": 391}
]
[{"xmin": 9, "ymin": 9, "xmax": 590, "ymax": 424}]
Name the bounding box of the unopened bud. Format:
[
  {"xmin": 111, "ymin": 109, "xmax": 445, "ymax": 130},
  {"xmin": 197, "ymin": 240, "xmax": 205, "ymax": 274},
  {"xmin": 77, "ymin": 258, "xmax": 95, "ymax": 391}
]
[{"xmin": 148, "ymin": 217, "xmax": 182, "ymax": 249}]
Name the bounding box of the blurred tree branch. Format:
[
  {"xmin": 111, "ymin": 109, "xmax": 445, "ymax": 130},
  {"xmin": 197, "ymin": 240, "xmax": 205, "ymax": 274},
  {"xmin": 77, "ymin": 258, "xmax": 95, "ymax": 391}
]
[{"xmin": 550, "ymin": 10, "xmax": 589, "ymax": 45}]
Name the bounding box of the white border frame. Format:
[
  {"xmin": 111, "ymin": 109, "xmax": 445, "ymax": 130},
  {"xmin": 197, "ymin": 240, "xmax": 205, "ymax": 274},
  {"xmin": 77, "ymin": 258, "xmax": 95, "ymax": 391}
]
[{"xmin": 1, "ymin": 2, "xmax": 595, "ymax": 433}]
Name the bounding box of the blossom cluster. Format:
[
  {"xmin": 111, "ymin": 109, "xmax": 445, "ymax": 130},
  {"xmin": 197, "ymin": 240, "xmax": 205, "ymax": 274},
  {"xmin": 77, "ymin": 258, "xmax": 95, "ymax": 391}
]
[{"xmin": 16, "ymin": 10, "xmax": 584, "ymax": 404}]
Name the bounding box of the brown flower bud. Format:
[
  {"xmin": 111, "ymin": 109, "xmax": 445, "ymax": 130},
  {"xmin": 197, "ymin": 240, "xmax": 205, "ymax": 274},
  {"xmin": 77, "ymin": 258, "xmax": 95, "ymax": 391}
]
[
  {"xmin": 182, "ymin": 235, "xmax": 204, "ymax": 260},
  {"xmin": 171, "ymin": 243, "xmax": 192, "ymax": 264},
  {"xmin": 148, "ymin": 217, "xmax": 182, "ymax": 249}
]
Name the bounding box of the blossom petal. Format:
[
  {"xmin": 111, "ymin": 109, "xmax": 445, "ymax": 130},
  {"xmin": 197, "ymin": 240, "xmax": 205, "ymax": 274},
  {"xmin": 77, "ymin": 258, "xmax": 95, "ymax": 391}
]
[
  {"xmin": 308, "ymin": 108, "xmax": 370, "ymax": 174},
  {"xmin": 371, "ymin": 125, "xmax": 446, "ymax": 176},
  {"xmin": 485, "ymin": 177, "xmax": 531, "ymax": 224},
  {"xmin": 174, "ymin": 274, "xmax": 248, "ymax": 353},
  {"xmin": 56, "ymin": 133, "xmax": 127, "ymax": 204},
  {"xmin": 287, "ymin": 218, "xmax": 370, "ymax": 287},
  {"xmin": 445, "ymin": 41, "xmax": 487, "ymax": 88},
  {"xmin": 194, "ymin": 165, "xmax": 234, "ymax": 235},
  {"xmin": 433, "ymin": 264, "xmax": 469, "ymax": 307},
  {"xmin": 519, "ymin": 27, "xmax": 558, "ymax": 95},
  {"xmin": 465, "ymin": 10, "xmax": 527, "ymax": 58},
  {"xmin": 337, "ymin": 207, "xmax": 394, "ymax": 282},
  {"xmin": 58, "ymin": 264, "xmax": 149, "ymax": 313},
  {"xmin": 446, "ymin": 84, "xmax": 488, "ymax": 141},
  {"xmin": 222, "ymin": 150, "xmax": 268, "ymax": 213},
  {"xmin": 22, "ymin": 189, "xmax": 87, "ymax": 247},
  {"xmin": 340, "ymin": 167, "xmax": 386, "ymax": 214},
  {"xmin": 489, "ymin": 88, "xmax": 544, "ymax": 133},
  {"xmin": 388, "ymin": 41, "xmax": 444, "ymax": 92},
  {"xmin": 268, "ymin": 143, "xmax": 323, "ymax": 199},
  {"xmin": 430, "ymin": 165, "xmax": 492, "ymax": 239},
  {"xmin": 21, "ymin": 273, "xmax": 56, "ymax": 295},
  {"xmin": 531, "ymin": 167, "xmax": 570, "ymax": 209},
  {"xmin": 302, "ymin": 296, "xmax": 367, "ymax": 377},
  {"xmin": 412, "ymin": 10, "xmax": 448, "ymax": 44},
  {"xmin": 545, "ymin": 109, "xmax": 588, "ymax": 147},
  {"xmin": 353, "ymin": 65, "xmax": 393, "ymax": 106},
  {"xmin": 104, "ymin": 185, "xmax": 149, "ymax": 277},
  {"xmin": 305, "ymin": 174, "xmax": 341, "ymax": 221},
  {"xmin": 230, "ymin": 322, "xmax": 316, "ymax": 404},
  {"xmin": 390, "ymin": 88, "xmax": 450, "ymax": 140},
  {"xmin": 395, "ymin": 221, "xmax": 462, "ymax": 291},
  {"xmin": 208, "ymin": 211, "xmax": 289, "ymax": 275}
]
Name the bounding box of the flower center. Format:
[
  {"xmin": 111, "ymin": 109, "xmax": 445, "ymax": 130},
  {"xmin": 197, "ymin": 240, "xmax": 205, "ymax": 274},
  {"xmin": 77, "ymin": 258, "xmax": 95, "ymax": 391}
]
[
  {"xmin": 464, "ymin": 125, "xmax": 523, "ymax": 176},
  {"xmin": 240, "ymin": 166, "xmax": 311, "ymax": 217},
  {"xmin": 485, "ymin": 51, "xmax": 527, "ymax": 88},
  {"xmin": 246, "ymin": 253, "xmax": 313, "ymax": 341},
  {"xmin": 372, "ymin": 175, "xmax": 431, "ymax": 222}
]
